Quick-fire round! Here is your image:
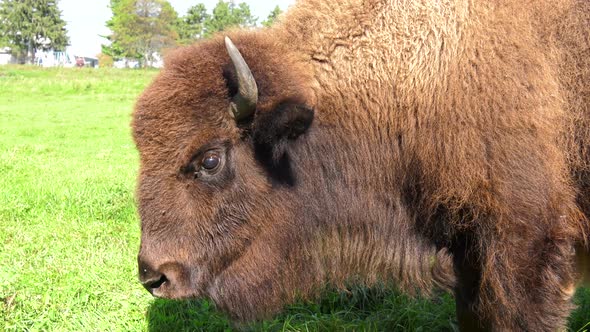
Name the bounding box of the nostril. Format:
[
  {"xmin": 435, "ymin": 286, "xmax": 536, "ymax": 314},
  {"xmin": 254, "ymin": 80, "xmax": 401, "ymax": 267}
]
[
  {"xmin": 138, "ymin": 258, "xmax": 190, "ymax": 297},
  {"xmin": 142, "ymin": 274, "xmax": 168, "ymax": 291},
  {"xmin": 138, "ymin": 258, "xmax": 169, "ymax": 293}
]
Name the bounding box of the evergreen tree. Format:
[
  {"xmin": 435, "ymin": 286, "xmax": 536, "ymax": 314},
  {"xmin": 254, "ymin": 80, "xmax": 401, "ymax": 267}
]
[
  {"xmin": 233, "ymin": 2, "xmax": 257, "ymax": 27},
  {"xmin": 203, "ymin": 1, "xmax": 257, "ymax": 38},
  {"xmin": 0, "ymin": 0, "xmax": 69, "ymax": 63},
  {"xmin": 101, "ymin": 0, "xmax": 126, "ymax": 60},
  {"xmin": 262, "ymin": 5, "xmax": 282, "ymax": 27},
  {"xmin": 176, "ymin": 3, "xmax": 209, "ymax": 45}
]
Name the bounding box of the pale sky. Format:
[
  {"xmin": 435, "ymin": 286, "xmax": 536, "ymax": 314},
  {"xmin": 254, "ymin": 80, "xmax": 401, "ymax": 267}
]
[{"xmin": 59, "ymin": 0, "xmax": 296, "ymax": 56}]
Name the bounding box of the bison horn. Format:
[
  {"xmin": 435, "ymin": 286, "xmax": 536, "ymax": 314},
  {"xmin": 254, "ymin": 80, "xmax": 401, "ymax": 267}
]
[{"xmin": 225, "ymin": 36, "xmax": 258, "ymax": 121}]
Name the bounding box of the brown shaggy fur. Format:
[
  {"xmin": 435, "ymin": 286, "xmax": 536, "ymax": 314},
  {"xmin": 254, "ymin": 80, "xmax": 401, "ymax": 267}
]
[{"xmin": 132, "ymin": 0, "xmax": 590, "ymax": 330}]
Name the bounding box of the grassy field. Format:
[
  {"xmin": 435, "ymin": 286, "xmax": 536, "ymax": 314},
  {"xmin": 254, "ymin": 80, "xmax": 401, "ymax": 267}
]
[{"xmin": 0, "ymin": 65, "xmax": 588, "ymax": 331}]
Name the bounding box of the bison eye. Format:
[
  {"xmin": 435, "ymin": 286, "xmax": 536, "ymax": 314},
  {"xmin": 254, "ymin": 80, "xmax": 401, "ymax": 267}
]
[{"xmin": 202, "ymin": 154, "xmax": 220, "ymax": 170}]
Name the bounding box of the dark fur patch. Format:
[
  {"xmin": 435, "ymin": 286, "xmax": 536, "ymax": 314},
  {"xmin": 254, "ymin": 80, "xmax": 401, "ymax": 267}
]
[
  {"xmin": 250, "ymin": 102, "xmax": 314, "ymax": 186},
  {"xmin": 253, "ymin": 102, "xmax": 314, "ymax": 163}
]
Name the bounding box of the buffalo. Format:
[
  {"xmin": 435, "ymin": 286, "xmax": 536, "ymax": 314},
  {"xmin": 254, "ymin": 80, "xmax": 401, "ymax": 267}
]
[{"xmin": 132, "ymin": 0, "xmax": 590, "ymax": 330}]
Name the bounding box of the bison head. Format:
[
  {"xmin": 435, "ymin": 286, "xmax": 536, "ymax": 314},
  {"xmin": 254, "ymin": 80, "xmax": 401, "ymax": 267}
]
[
  {"xmin": 132, "ymin": 32, "xmax": 453, "ymax": 321},
  {"xmin": 132, "ymin": 33, "xmax": 320, "ymax": 320}
]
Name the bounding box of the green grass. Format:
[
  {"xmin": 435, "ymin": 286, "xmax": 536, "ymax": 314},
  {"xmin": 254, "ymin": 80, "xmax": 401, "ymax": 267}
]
[{"xmin": 0, "ymin": 65, "xmax": 588, "ymax": 331}]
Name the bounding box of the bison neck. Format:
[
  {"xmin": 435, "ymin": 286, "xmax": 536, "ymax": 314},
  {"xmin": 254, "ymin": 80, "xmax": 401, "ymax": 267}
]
[{"xmin": 276, "ymin": 121, "xmax": 455, "ymax": 295}]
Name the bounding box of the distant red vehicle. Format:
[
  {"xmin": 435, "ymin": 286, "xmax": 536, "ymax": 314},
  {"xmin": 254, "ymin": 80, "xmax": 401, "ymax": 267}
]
[{"xmin": 75, "ymin": 57, "xmax": 85, "ymax": 67}]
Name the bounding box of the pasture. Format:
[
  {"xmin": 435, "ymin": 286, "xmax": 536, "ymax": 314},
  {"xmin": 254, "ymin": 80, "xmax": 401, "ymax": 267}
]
[{"xmin": 0, "ymin": 66, "xmax": 588, "ymax": 331}]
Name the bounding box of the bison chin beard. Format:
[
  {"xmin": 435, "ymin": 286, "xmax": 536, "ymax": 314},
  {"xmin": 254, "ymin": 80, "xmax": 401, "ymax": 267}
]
[
  {"xmin": 208, "ymin": 270, "xmax": 291, "ymax": 322},
  {"xmin": 206, "ymin": 241, "xmax": 320, "ymax": 322}
]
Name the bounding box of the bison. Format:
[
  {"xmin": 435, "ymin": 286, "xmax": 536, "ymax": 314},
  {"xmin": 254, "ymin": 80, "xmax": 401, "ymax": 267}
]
[{"xmin": 132, "ymin": 0, "xmax": 590, "ymax": 330}]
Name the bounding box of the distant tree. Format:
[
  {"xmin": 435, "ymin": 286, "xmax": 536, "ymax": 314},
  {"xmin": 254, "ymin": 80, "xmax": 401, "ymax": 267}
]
[
  {"xmin": 102, "ymin": 0, "xmax": 179, "ymax": 67},
  {"xmin": 176, "ymin": 3, "xmax": 209, "ymax": 45},
  {"xmin": 203, "ymin": 1, "xmax": 257, "ymax": 38},
  {"xmin": 233, "ymin": 2, "xmax": 257, "ymax": 27},
  {"xmin": 97, "ymin": 53, "xmax": 114, "ymax": 67},
  {"xmin": 261, "ymin": 5, "xmax": 282, "ymax": 27},
  {"xmin": 101, "ymin": 0, "xmax": 126, "ymax": 60},
  {"xmin": 0, "ymin": 0, "xmax": 69, "ymax": 63}
]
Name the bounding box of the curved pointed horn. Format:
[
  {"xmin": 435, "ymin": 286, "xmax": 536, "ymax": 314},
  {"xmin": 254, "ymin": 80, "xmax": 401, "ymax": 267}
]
[{"xmin": 225, "ymin": 36, "xmax": 258, "ymax": 121}]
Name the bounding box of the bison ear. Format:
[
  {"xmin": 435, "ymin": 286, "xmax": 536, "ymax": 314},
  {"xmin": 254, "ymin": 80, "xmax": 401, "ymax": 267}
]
[{"xmin": 252, "ymin": 101, "xmax": 314, "ymax": 164}]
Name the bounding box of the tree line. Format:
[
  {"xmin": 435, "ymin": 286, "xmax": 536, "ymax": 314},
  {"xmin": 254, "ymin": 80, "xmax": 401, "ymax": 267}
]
[
  {"xmin": 102, "ymin": 0, "xmax": 282, "ymax": 67},
  {"xmin": 0, "ymin": 0, "xmax": 282, "ymax": 66}
]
